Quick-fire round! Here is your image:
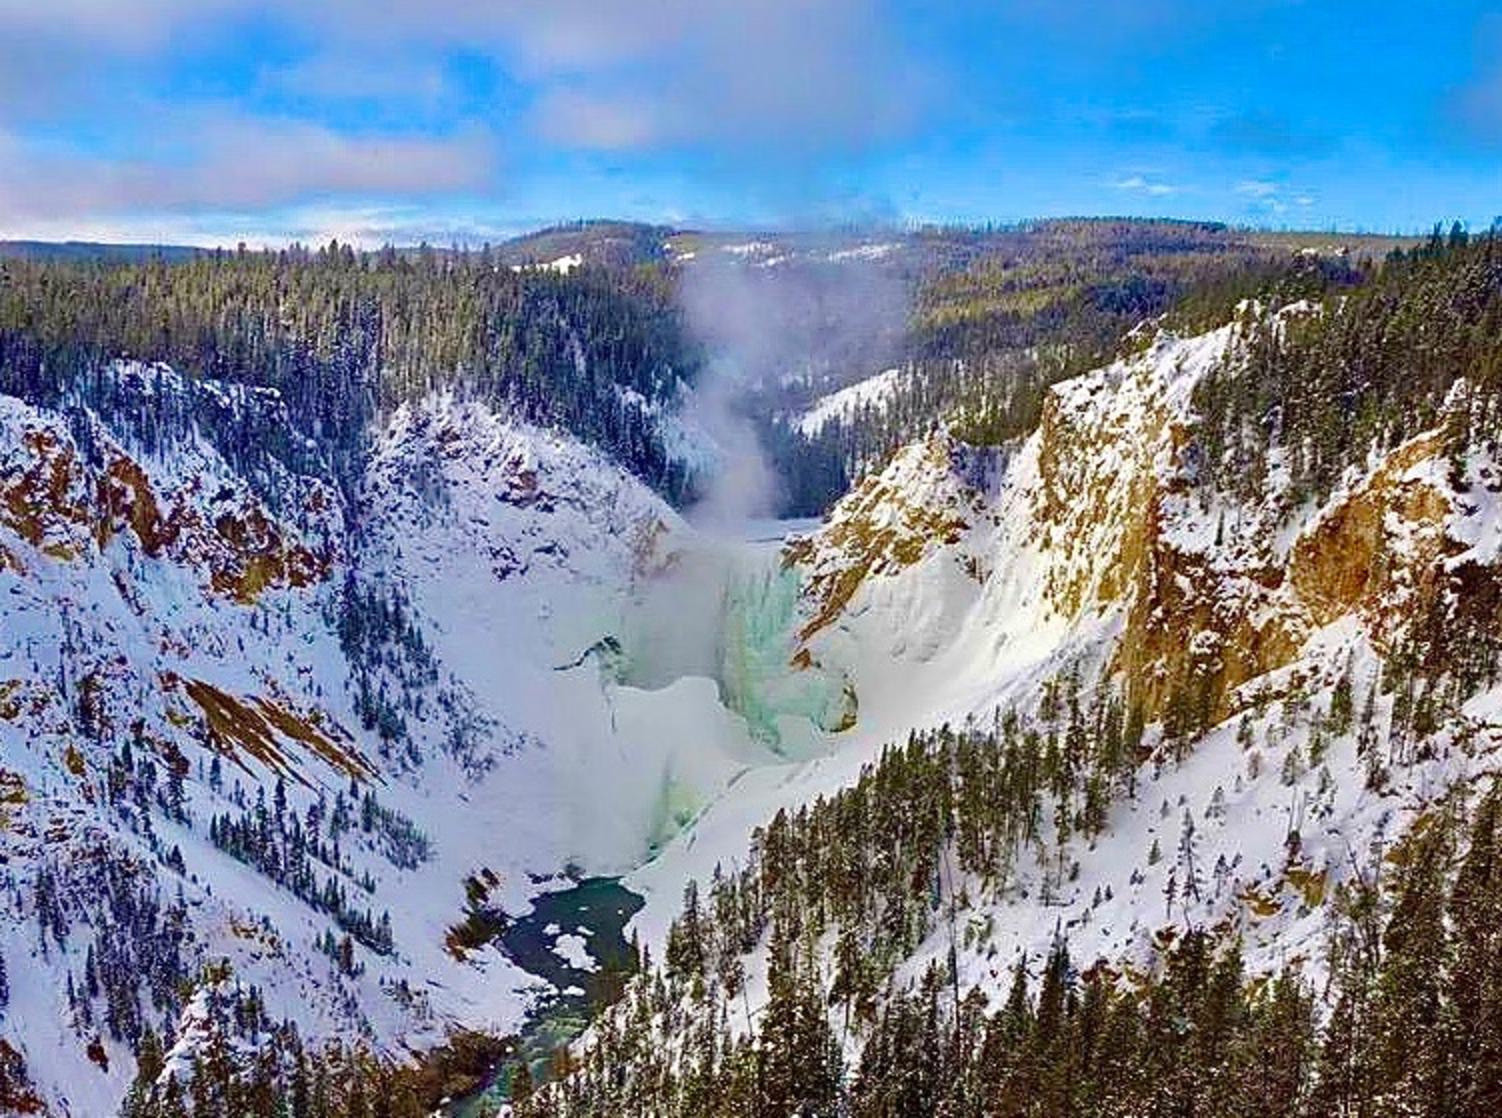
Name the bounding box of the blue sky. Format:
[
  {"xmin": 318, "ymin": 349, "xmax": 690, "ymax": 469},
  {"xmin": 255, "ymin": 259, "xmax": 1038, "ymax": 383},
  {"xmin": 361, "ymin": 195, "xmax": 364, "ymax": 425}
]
[{"xmin": 0, "ymin": 1, "xmax": 1499, "ymax": 245}]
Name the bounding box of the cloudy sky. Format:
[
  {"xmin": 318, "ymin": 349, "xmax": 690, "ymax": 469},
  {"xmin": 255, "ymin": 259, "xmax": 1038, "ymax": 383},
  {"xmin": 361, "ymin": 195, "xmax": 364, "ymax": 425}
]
[{"xmin": 1, "ymin": 0, "xmax": 1500, "ymax": 245}]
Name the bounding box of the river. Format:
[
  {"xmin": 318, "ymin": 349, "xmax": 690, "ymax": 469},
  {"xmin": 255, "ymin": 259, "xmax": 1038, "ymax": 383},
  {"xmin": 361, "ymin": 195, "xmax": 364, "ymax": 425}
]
[{"xmin": 446, "ymin": 877, "xmax": 645, "ymax": 1116}]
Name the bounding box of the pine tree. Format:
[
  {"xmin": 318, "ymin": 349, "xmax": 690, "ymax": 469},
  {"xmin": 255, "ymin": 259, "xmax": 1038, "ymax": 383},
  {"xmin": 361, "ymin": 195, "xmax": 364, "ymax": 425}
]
[
  {"xmin": 1372, "ymin": 804, "xmax": 1455, "ymax": 1107},
  {"xmin": 1447, "ymin": 785, "xmax": 1502, "ymax": 1118},
  {"xmin": 1236, "ymin": 970, "xmax": 1315, "ymax": 1117}
]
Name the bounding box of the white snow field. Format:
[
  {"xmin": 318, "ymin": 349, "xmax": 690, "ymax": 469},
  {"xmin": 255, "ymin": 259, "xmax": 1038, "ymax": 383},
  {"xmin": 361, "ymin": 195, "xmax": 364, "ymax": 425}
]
[{"xmin": 3, "ymin": 302, "xmax": 1500, "ymax": 1111}]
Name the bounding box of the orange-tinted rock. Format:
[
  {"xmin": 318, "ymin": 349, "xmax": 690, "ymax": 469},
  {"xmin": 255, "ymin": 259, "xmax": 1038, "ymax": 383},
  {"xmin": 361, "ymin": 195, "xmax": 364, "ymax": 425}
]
[{"xmin": 1, "ymin": 415, "xmax": 335, "ymax": 603}]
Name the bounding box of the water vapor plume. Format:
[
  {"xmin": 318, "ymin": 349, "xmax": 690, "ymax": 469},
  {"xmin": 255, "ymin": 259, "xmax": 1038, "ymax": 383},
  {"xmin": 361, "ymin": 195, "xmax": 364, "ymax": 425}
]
[{"xmin": 677, "ymin": 234, "xmax": 911, "ymax": 529}]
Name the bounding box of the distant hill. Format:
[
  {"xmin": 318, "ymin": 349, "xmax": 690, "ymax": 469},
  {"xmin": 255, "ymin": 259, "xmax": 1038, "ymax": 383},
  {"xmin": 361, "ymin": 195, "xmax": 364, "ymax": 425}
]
[
  {"xmin": 496, "ymin": 220, "xmax": 678, "ymax": 270},
  {"xmin": 0, "ymin": 239, "xmax": 203, "ymax": 263}
]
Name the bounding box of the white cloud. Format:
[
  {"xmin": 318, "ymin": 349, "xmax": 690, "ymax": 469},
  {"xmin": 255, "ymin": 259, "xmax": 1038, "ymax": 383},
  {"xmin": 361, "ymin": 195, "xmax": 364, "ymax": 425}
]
[
  {"xmin": 1232, "ymin": 179, "xmax": 1318, "ymax": 216},
  {"xmin": 0, "ymin": 0, "xmax": 926, "ymax": 153},
  {"xmin": 1113, "ymin": 174, "xmax": 1181, "ymax": 196},
  {"xmin": 1234, "ymin": 179, "xmax": 1281, "ymax": 198},
  {"xmin": 0, "ymin": 200, "xmax": 528, "ymax": 250},
  {"xmin": 0, "ymin": 0, "xmax": 245, "ymax": 51},
  {"xmin": 0, "ymin": 117, "xmax": 496, "ymax": 219},
  {"xmin": 533, "ymin": 90, "xmax": 664, "ymax": 151},
  {"xmin": 0, "ymin": 0, "xmax": 934, "ymax": 227},
  {"xmin": 507, "ymin": 0, "xmax": 925, "ymax": 154}
]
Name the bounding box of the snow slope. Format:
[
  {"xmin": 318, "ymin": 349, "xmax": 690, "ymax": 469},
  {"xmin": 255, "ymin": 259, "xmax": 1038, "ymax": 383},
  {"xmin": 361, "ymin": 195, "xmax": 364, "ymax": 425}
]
[
  {"xmin": 5, "ymin": 303, "xmax": 1500, "ymax": 1112},
  {"xmin": 622, "ymin": 306, "xmax": 1502, "ymax": 1017},
  {"xmin": 794, "ymin": 367, "xmax": 910, "ymax": 437},
  {"xmin": 0, "ymin": 368, "xmax": 843, "ymax": 1114}
]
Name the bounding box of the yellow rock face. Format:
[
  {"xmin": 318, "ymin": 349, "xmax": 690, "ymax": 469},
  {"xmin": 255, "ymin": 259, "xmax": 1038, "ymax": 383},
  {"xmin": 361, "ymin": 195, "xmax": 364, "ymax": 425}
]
[
  {"xmin": 788, "ymin": 431, "xmax": 977, "ymax": 643},
  {"xmin": 0, "ymin": 416, "xmax": 336, "ymax": 603},
  {"xmin": 1287, "ymin": 431, "xmax": 1457, "ymax": 640},
  {"xmin": 789, "ymin": 320, "xmax": 1502, "ymax": 733}
]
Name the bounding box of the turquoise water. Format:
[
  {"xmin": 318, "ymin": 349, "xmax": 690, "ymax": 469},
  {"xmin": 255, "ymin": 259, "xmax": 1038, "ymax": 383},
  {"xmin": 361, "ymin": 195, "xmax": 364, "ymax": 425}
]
[
  {"xmin": 447, "ymin": 878, "xmax": 644, "ymax": 1116},
  {"xmin": 717, "ymin": 562, "xmax": 853, "ymax": 749},
  {"xmin": 609, "ymin": 543, "xmax": 854, "ymax": 756}
]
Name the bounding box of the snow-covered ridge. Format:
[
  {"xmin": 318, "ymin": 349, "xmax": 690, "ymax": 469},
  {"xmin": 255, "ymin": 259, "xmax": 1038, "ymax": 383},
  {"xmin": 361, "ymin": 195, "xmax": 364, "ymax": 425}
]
[
  {"xmin": 793, "ymin": 366, "xmax": 910, "ymax": 437},
  {"xmin": 4, "ymin": 306, "xmax": 1499, "ymax": 1112},
  {"xmin": 785, "ymin": 303, "xmax": 1494, "ymax": 728},
  {"xmin": 624, "ymin": 304, "xmax": 1502, "ymax": 1008},
  {"xmin": 0, "ymin": 368, "xmax": 342, "ymax": 601},
  {"xmin": 0, "ymin": 369, "xmax": 839, "ymax": 1114}
]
